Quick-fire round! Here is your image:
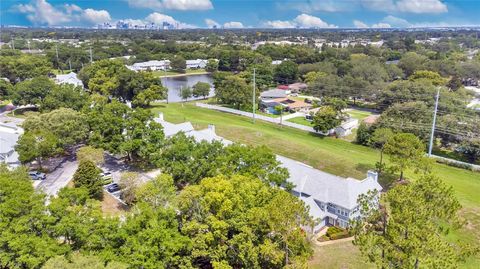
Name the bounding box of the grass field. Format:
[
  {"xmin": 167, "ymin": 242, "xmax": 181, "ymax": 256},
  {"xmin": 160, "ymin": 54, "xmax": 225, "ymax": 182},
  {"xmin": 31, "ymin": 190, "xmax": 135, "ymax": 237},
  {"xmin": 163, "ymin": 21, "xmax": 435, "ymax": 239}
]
[
  {"xmin": 151, "ymin": 102, "xmax": 480, "ymax": 268},
  {"xmin": 151, "ymin": 68, "xmax": 207, "ymax": 77},
  {"xmin": 286, "ymin": 116, "xmax": 312, "ymax": 126},
  {"xmin": 347, "ymin": 109, "xmax": 374, "ymax": 120}
]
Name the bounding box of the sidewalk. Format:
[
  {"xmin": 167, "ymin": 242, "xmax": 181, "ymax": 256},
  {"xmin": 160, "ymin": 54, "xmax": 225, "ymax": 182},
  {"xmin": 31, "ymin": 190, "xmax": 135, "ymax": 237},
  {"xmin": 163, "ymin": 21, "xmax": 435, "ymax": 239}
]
[{"xmin": 195, "ymin": 103, "xmax": 317, "ymax": 133}]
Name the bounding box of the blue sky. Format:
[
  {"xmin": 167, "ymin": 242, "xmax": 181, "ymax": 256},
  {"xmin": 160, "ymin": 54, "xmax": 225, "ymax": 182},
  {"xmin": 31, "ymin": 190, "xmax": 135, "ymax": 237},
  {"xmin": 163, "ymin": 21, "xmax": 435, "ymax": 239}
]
[{"xmin": 1, "ymin": 0, "xmax": 479, "ymax": 29}]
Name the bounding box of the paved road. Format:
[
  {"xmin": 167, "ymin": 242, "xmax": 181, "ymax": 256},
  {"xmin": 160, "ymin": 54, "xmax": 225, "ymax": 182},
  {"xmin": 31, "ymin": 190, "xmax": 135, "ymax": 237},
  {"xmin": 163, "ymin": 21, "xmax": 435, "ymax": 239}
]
[{"xmin": 37, "ymin": 159, "xmax": 78, "ymax": 197}]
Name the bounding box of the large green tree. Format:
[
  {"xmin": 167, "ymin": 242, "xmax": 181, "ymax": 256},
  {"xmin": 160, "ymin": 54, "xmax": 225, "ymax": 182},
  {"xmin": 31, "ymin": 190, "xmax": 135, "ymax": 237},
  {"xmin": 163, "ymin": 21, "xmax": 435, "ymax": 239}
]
[
  {"xmin": 353, "ymin": 174, "xmax": 473, "ymax": 268},
  {"xmin": 11, "ymin": 76, "xmax": 55, "ymax": 106},
  {"xmin": 215, "ymin": 75, "xmax": 253, "ymax": 109},
  {"xmin": 41, "ymin": 84, "xmax": 88, "ymax": 112},
  {"xmin": 384, "ymin": 133, "xmax": 426, "ymax": 180},
  {"xmin": 177, "ymin": 174, "xmax": 313, "ymax": 268},
  {"xmin": 16, "ymin": 130, "xmax": 61, "ymax": 168},
  {"xmin": 274, "ymin": 60, "xmax": 298, "ymax": 84},
  {"xmin": 73, "ymin": 160, "xmax": 103, "ymax": 199}
]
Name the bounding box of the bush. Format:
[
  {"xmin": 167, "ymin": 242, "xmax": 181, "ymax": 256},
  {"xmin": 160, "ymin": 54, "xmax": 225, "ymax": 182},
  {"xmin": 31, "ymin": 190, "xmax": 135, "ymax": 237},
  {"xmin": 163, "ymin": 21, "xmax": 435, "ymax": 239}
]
[
  {"xmin": 329, "ymin": 231, "xmax": 350, "ymax": 240},
  {"xmin": 326, "ymin": 226, "xmax": 343, "ymax": 237}
]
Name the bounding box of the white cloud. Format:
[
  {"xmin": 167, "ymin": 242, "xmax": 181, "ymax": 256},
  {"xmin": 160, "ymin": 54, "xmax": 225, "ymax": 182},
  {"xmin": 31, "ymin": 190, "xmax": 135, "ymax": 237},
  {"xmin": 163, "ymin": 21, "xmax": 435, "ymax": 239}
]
[
  {"xmin": 145, "ymin": 12, "xmax": 196, "ymax": 28},
  {"xmin": 83, "ymin": 9, "xmax": 111, "ymax": 24},
  {"xmin": 264, "ymin": 14, "xmax": 336, "ymax": 29},
  {"xmin": 291, "ymin": 0, "xmax": 349, "ymax": 12},
  {"xmin": 360, "ymin": 0, "xmax": 447, "ymax": 14},
  {"xmin": 14, "ymin": 0, "xmax": 112, "ymax": 26},
  {"xmin": 127, "ymin": 0, "xmax": 212, "ymax": 11},
  {"xmin": 223, "ymin": 21, "xmax": 244, "ymax": 28},
  {"xmin": 264, "ymin": 20, "xmax": 296, "ymax": 28},
  {"xmin": 396, "ymin": 0, "xmax": 447, "ymax": 14},
  {"xmin": 371, "ymin": 22, "xmax": 392, "ymax": 28},
  {"xmin": 353, "ymin": 20, "xmax": 369, "ymax": 28},
  {"xmin": 205, "ymin": 18, "xmax": 220, "ymax": 28},
  {"xmin": 294, "ymin": 14, "xmax": 337, "ymax": 28},
  {"xmin": 382, "ymin": 15, "xmax": 411, "ymax": 27}
]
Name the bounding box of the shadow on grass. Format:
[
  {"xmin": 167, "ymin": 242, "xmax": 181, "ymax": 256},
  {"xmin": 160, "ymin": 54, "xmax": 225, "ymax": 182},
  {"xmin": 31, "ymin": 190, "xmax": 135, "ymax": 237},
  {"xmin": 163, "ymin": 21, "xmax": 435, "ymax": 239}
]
[
  {"xmin": 378, "ymin": 171, "xmax": 397, "ymax": 190},
  {"xmin": 355, "ymin": 163, "xmax": 375, "ymax": 174}
]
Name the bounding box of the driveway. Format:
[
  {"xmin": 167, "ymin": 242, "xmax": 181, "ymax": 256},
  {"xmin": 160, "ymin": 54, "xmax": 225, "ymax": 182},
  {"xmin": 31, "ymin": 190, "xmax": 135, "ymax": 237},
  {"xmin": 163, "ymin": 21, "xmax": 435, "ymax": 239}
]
[{"xmin": 36, "ymin": 159, "xmax": 78, "ymax": 197}]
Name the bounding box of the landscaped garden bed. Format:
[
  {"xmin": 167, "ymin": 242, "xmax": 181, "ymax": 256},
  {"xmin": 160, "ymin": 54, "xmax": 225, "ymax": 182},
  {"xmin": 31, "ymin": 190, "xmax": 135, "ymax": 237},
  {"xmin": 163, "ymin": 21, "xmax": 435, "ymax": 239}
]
[{"xmin": 318, "ymin": 226, "xmax": 351, "ymax": 242}]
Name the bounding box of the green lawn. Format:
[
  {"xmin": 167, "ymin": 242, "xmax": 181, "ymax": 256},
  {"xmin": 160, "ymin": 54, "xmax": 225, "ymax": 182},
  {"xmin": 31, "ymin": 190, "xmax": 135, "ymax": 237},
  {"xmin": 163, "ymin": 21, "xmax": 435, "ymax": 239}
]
[
  {"xmin": 286, "ymin": 116, "xmax": 312, "ymax": 127},
  {"xmin": 151, "ymin": 102, "xmax": 480, "ymax": 268},
  {"xmin": 152, "ymin": 68, "xmax": 207, "ymax": 77},
  {"xmin": 347, "ymin": 109, "xmax": 374, "ymax": 120},
  {"xmin": 309, "ymin": 241, "xmax": 373, "ymax": 269}
]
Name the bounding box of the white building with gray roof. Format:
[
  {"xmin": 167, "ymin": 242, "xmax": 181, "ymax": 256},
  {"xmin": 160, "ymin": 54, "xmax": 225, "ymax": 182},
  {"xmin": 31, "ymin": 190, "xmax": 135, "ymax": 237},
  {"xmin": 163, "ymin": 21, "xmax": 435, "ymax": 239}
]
[
  {"xmin": 154, "ymin": 114, "xmax": 381, "ymax": 232},
  {"xmin": 0, "ymin": 123, "xmax": 24, "ymax": 167}
]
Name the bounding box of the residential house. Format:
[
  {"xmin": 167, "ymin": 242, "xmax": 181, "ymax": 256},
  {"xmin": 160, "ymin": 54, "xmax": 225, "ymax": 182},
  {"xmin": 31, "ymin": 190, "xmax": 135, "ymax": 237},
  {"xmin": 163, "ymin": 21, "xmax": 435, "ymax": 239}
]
[
  {"xmin": 288, "ymin": 82, "xmax": 308, "ymax": 93},
  {"xmin": 152, "ymin": 116, "xmax": 382, "ymax": 233},
  {"xmin": 272, "ymin": 60, "xmax": 283, "ymax": 65},
  {"xmin": 260, "ymin": 89, "xmax": 288, "ymax": 100},
  {"xmin": 334, "ymin": 118, "xmax": 359, "ymax": 137},
  {"xmin": 0, "ymin": 123, "xmax": 23, "ymax": 167},
  {"xmin": 55, "ymin": 72, "xmax": 84, "ymax": 88},
  {"xmin": 260, "ymin": 98, "xmax": 312, "ymax": 114},
  {"xmin": 279, "ymin": 155, "xmax": 382, "ymax": 232},
  {"xmin": 186, "ymin": 59, "xmax": 208, "ymax": 69},
  {"xmin": 126, "ymin": 60, "xmax": 171, "ymax": 72}
]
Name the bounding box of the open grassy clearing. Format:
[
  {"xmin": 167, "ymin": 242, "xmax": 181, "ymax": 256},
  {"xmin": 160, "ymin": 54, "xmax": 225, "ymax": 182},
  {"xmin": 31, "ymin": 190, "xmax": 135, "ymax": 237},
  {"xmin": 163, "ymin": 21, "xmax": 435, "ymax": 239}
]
[
  {"xmin": 347, "ymin": 109, "xmax": 374, "ymax": 120},
  {"xmin": 286, "ymin": 116, "xmax": 312, "ymax": 126},
  {"xmin": 309, "ymin": 241, "xmax": 373, "ymax": 269},
  {"xmin": 151, "ymin": 102, "xmax": 480, "ymax": 268},
  {"xmin": 151, "ymin": 68, "xmax": 208, "ymax": 77}
]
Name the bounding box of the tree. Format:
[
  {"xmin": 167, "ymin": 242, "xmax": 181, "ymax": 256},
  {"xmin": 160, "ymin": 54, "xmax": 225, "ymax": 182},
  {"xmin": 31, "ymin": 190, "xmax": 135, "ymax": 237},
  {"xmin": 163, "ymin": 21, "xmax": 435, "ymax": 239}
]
[
  {"xmin": 132, "ymin": 84, "xmax": 166, "ymax": 107},
  {"xmin": 370, "ymin": 128, "xmax": 394, "ymax": 174},
  {"xmin": 215, "ymin": 75, "xmax": 252, "ymax": 109},
  {"xmin": 76, "ymin": 146, "xmax": 104, "ymax": 165},
  {"xmin": 274, "ymin": 60, "xmax": 298, "ymax": 84},
  {"xmin": 41, "ymin": 84, "xmax": 88, "ymax": 112},
  {"xmin": 398, "ymin": 52, "xmax": 427, "ymax": 77},
  {"xmin": 73, "ymin": 160, "xmax": 103, "ymax": 199},
  {"xmin": 384, "ymin": 133, "xmax": 425, "ymax": 181},
  {"xmin": 192, "ymin": 81, "xmax": 210, "ymax": 99},
  {"xmin": 409, "ymin": 70, "xmax": 448, "ymax": 86},
  {"xmin": 16, "ymin": 130, "xmax": 61, "ymax": 168},
  {"xmin": 22, "ymin": 108, "xmax": 89, "ymax": 147},
  {"xmin": 205, "ymin": 58, "xmax": 218, "ymax": 72},
  {"xmin": 0, "ymin": 53, "xmax": 52, "ymax": 82},
  {"xmin": 11, "ymin": 76, "xmax": 55, "ymax": 106},
  {"xmin": 135, "ymin": 174, "xmax": 176, "ymax": 209},
  {"xmin": 353, "ymin": 174, "xmax": 473, "ymax": 268},
  {"xmin": 0, "ymin": 165, "xmax": 68, "ymax": 268},
  {"xmin": 176, "ymin": 174, "xmax": 312, "ymax": 268},
  {"xmin": 170, "ymin": 55, "xmax": 186, "ymax": 72},
  {"xmin": 42, "ymin": 253, "xmax": 127, "ymax": 269},
  {"xmin": 118, "ymin": 172, "xmax": 141, "ymax": 205},
  {"xmin": 180, "ymin": 86, "xmax": 192, "ymax": 103},
  {"xmin": 0, "ymin": 79, "xmax": 13, "ymax": 99},
  {"xmin": 312, "ymin": 106, "xmax": 342, "ymax": 134},
  {"xmin": 356, "ymin": 122, "xmax": 373, "ymax": 146}
]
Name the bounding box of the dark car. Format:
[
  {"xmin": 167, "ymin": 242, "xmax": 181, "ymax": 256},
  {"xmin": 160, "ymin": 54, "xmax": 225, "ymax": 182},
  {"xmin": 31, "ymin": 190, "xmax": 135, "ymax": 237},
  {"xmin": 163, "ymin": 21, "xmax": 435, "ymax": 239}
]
[
  {"xmin": 106, "ymin": 183, "xmax": 121, "ymax": 193},
  {"xmin": 29, "ymin": 171, "xmax": 46, "ymax": 180}
]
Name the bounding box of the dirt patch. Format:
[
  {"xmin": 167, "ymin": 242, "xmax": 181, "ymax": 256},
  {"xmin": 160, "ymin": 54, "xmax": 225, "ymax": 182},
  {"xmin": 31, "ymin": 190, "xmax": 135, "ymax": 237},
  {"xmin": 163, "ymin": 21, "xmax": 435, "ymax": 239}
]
[{"xmin": 101, "ymin": 191, "xmax": 127, "ymax": 216}]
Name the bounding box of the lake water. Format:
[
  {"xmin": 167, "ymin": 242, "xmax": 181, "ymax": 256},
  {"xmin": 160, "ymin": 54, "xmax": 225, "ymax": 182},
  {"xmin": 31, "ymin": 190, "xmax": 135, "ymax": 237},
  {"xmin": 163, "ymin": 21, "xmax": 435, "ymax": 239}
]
[{"xmin": 160, "ymin": 74, "xmax": 214, "ymax": 103}]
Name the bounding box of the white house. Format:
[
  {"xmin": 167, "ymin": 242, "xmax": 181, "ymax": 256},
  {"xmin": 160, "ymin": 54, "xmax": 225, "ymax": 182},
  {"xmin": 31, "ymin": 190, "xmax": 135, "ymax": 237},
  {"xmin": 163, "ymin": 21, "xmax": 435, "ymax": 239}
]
[
  {"xmin": 153, "ymin": 115, "xmax": 382, "ymax": 233},
  {"xmin": 186, "ymin": 59, "xmax": 208, "ymax": 69},
  {"xmin": 55, "ymin": 72, "xmax": 84, "ymax": 88},
  {"xmin": 0, "ymin": 123, "xmax": 24, "ymax": 167},
  {"xmin": 126, "ymin": 60, "xmax": 171, "ymax": 72},
  {"xmin": 335, "ymin": 118, "xmax": 359, "ymax": 137},
  {"xmin": 279, "ymin": 155, "xmax": 382, "ymax": 232}
]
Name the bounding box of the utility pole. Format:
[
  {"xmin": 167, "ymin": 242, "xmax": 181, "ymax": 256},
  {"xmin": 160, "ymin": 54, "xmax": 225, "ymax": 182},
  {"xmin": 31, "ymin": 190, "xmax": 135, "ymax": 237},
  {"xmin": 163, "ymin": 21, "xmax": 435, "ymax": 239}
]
[
  {"xmin": 428, "ymin": 87, "xmax": 440, "ymax": 157},
  {"xmin": 68, "ymin": 59, "xmax": 72, "ymax": 71},
  {"xmin": 12, "ymin": 39, "xmax": 15, "ymax": 50},
  {"xmin": 164, "ymin": 58, "xmax": 168, "ymax": 104},
  {"xmin": 252, "ymin": 68, "xmax": 256, "ymax": 123},
  {"xmin": 89, "ymin": 47, "xmax": 93, "ymax": 63},
  {"xmin": 55, "ymin": 44, "xmax": 60, "ymax": 72},
  {"xmin": 27, "ymin": 40, "xmax": 31, "ymax": 53}
]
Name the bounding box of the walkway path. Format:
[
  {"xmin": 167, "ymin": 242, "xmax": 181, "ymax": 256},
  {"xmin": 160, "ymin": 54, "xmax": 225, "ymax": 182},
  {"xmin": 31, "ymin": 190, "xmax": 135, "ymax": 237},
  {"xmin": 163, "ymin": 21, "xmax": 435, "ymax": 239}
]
[
  {"xmin": 315, "ymin": 236, "xmax": 355, "ymax": 247},
  {"xmin": 195, "ymin": 103, "xmax": 318, "ymax": 133}
]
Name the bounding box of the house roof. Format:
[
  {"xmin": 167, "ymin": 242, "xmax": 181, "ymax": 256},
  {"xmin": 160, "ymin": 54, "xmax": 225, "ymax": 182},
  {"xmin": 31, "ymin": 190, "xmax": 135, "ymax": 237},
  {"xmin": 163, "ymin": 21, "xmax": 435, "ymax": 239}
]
[
  {"xmin": 153, "ymin": 118, "xmax": 194, "ymax": 137},
  {"xmin": 272, "ymin": 98, "xmax": 312, "ymax": 109},
  {"xmin": 278, "ymin": 155, "xmax": 382, "ymax": 210},
  {"xmin": 260, "ymin": 89, "xmax": 287, "ymax": 98},
  {"xmin": 288, "ymin": 83, "xmax": 308, "ymax": 90},
  {"xmin": 55, "ymin": 72, "xmax": 83, "ymax": 87},
  {"xmin": 363, "ymin": 114, "xmax": 380, "ymax": 125}
]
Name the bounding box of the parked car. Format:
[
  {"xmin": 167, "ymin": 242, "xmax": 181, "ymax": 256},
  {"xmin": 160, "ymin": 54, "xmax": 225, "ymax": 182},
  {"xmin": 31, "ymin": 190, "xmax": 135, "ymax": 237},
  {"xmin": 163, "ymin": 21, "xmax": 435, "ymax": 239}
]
[
  {"xmin": 106, "ymin": 183, "xmax": 121, "ymax": 193},
  {"xmin": 101, "ymin": 171, "xmax": 112, "ymax": 179},
  {"xmin": 29, "ymin": 171, "xmax": 46, "ymax": 180}
]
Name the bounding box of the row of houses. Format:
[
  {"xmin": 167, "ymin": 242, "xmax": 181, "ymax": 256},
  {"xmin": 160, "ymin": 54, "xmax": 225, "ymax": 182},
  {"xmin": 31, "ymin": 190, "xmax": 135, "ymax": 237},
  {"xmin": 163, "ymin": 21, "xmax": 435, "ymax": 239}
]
[
  {"xmin": 153, "ymin": 113, "xmax": 382, "ymax": 232},
  {"xmin": 0, "ymin": 122, "xmax": 23, "ymax": 168},
  {"xmin": 126, "ymin": 59, "xmax": 209, "ymax": 72}
]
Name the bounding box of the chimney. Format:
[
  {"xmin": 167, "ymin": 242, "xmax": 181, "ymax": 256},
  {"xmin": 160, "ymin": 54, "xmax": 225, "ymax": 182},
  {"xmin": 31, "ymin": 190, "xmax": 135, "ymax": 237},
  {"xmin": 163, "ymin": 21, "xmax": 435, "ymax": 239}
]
[
  {"xmin": 367, "ymin": 170, "xmax": 378, "ymax": 182},
  {"xmin": 208, "ymin": 124, "xmax": 215, "ymax": 133}
]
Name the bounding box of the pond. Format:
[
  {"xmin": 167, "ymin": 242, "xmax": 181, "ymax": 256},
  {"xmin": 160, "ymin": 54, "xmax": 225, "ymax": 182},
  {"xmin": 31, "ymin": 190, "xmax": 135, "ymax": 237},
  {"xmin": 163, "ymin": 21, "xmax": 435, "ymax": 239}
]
[{"xmin": 160, "ymin": 74, "xmax": 214, "ymax": 103}]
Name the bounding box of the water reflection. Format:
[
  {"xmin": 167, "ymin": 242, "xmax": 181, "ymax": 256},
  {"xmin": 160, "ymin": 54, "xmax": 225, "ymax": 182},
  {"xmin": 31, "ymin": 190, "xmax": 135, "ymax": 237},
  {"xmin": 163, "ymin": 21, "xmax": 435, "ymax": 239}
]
[{"xmin": 160, "ymin": 74, "xmax": 214, "ymax": 103}]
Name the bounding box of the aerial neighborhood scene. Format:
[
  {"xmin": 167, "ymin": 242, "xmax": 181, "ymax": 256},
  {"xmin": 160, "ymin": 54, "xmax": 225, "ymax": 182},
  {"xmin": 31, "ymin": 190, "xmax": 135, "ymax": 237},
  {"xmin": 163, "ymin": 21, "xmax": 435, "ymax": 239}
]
[{"xmin": 1, "ymin": 0, "xmax": 480, "ymax": 268}]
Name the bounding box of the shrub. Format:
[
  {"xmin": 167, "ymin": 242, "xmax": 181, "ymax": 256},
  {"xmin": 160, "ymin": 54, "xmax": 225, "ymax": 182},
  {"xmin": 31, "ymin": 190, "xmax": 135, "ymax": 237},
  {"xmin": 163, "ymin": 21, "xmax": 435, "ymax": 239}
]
[{"xmin": 329, "ymin": 231, "xmax": 350, "ymax": 240}]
